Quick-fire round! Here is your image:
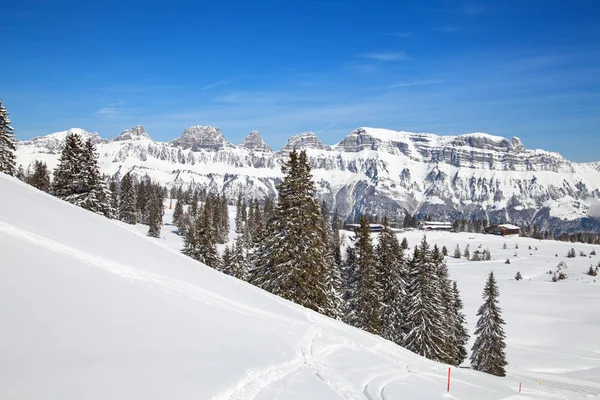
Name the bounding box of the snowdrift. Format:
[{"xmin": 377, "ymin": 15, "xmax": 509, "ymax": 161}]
[{"xmin": 0, "ymin": 173, "xmax": 597, "ymax": 399}]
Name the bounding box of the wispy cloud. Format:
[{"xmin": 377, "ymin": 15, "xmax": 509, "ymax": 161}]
[
  {"xmin": 94, "ymin": 107, "xmax": 122, "ymax": 120},
  {"xmin": 201, "ymin": 79, "xmax": 232, "ymax": 91},
  {"xmin": 388, "ymin": 80, "xmax": 441, "ymax": 89},
  {"xmin": 463, "ymin": 2, "xmax": 485, "ymax": 15},
  {"xmin": 437, "ymin": 25, "xmax": 461, "ymax": 33},
  {"xmin": 392, "ymin": 32, "xmax": 413, "ymax": 38},
  {"xmin": 361, "ymin": 52, "xmax": 408, "ymax": 61}
]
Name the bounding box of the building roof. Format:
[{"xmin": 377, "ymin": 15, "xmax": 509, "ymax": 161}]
[{"xmin": 498, "ymin": 223, "xmax": 520, "ymax": 230}]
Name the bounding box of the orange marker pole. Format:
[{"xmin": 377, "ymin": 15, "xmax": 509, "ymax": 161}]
[
  {"xmin": 519, "ymin": 382, "xmax": 522, "ymax": 393},
  {"xmin": 447, "ymin": 367, "xmax": 451, "ymax": 392}
]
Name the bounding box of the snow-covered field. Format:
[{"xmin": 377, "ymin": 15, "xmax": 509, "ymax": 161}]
[{"xmin": 1, "ymin": 173, "xmax": 600, "ymax": 399}]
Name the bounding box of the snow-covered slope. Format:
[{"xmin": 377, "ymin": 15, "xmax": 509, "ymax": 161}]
[
  {"xmin": 2, "ymin": 173, "xmax": 600, "ymax": 399},
  {"xmin": 15, "ymin": 126, "xmax": 600, "ymax": 232}
]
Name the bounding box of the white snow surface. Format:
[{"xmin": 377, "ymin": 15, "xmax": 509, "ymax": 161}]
[{"xmin": 2, "ymin": 173, "xmax": 600, "ymax": 399}]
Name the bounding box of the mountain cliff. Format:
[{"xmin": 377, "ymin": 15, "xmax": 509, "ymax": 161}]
[{"xmin": 15, "ymin": 125, "xmax": 600, "ymax": 232}]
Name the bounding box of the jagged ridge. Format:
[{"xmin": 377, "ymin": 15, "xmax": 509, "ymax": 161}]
[{"xmin": 15, "ymin": 125, "xmax": 600, "ymax": 232}]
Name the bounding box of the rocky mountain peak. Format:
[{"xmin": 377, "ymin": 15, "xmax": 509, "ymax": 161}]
[
  {"xmin": 21, "ymin": 128, "xmax": 102, "ymax": 154},
  {"xmin": 280, "ymin": 132, "xmax": 330, "ymax": 152},
  {"xmin": 113, "ymin": 125, "xmax": 151, "ymax": 142},
  {"xmin": 170, "ymin": 126, "xmax": 229, "ymax": 151},
  {"xmin": 511, "ymin": 136, "xmax": 525, "ymax": 152},
  {"xmin": 241, "ymin": 130, "xmax": 272, "ymax": 152}
]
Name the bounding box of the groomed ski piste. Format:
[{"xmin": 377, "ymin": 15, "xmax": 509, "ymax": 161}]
[{"xmin": 1, "ymin": 173, "xmax": 599, "ymax": 399}]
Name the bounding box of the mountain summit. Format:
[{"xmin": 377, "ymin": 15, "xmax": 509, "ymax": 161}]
[{"xmin": 14, "ymin": 125, "xmax": 600, "ymax": 232}]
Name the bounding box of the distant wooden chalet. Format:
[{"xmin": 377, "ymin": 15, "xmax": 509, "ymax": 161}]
[
  {"xmin": 344, "ymin": 223, "xmax": 384, "ymax": 233},
  {"xmin": 418, "ymin": 221, "xmax": 453, "ymax": 231},
  {"xmin": 484, "ymin": 224, "xmax": 520, "ymax": 236}
]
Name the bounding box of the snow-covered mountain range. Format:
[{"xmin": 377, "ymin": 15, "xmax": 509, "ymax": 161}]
[{"xmin": 15, "ymin": 125, "xmax": 600, "ymax": 232}]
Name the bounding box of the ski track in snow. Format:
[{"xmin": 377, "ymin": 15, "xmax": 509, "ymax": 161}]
[
  {"xmin": 212, "ymin": 324, "xmax": 365, "ymax": 400},
  {"xmin": 362, "ymin": 369, "xmax": 406, "ymax": 400},
  {"xmin": 0, "ymin": 220, "xmax": 293, "ymax": 325}
]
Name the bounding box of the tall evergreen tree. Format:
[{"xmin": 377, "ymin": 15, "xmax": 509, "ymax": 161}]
[
  {"xmin": 331, "ymin": 208, "xmax": 343, "ymax": 267},
  {"xmin": 376, "ymin": 217, "xmax": 407, "ymax": 345},
  {"xmin": 402, "ymin": 236, "xmax": 449, "ymax": 362},
  {"xmin": 235, "ymin": 193, "xmax": 247, "ymax": 234},
  {"xmin": 182, "ymin": 200, "xmax": 220, "ymax": 268},
  {"xmin": 320, "ymin": 200, "xmax": 343, "ymax": 319},
  {"xmin": 353, "ymin": 215, "xmax": 382, "ymax": 334},
  {"xmin": 341, "ymin": 245, "xmax": 358, "ymax": 325},
  {"xmin": 229, "ymin": 236, "xmax": 248, "ymax": 280},
  {"xmin": 108, "ymin": 177, "xmax": 119, "ymax": 212},
  {"xmin": 433, "ymin": 244, "xmax": 456, "ymax": 364},
  {"xmin": 77, "ymin": 139, "xmax": 113, "ymax": 218},
  {"xmin": 251, "ymin": 150, "xmax": 328, "ymax": 314},
  {"xmin": 450, "ymin": 281, "xmax": 469, "ymax": 366},
  {"xmin": 147, "ymin": 185, "xmax": 164, "ymax": 238},
  {"xmin": 27, "ymin": 160, "xmax": 51, "ymax": 192},
  {"xmin": 470, "ymin": 271, "xmax": 508, "ymax": 376},
  {"xmin": 52, "ymin": 132, "xmax": 84, "ymax": 199},
  {"xmin": 0, "ymin": 99, "xmax": 16, "ymax": 176},
  {"xmin": 118, "ymin": 172, "xmax": 138, "ymax": 224},
  {"xmin": 172, "ymin": 191, "xmax": 184, "ymax": 228}
]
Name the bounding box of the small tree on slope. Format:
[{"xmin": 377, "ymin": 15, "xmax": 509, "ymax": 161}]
[
  {"xmin": 0, "ymin": 99, "xmax": 17, "ymax": 176},
  {"xmin": 470, "ymin": 271, "xmax": 508, "ymax": 376}
]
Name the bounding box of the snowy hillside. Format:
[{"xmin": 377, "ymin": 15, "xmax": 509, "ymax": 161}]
[
  {"xmin": 15, "ymin": 125, "xmax": 600, "ymax": 232},
  {"xmin": 2, "ymin": 173, "xmax": 600, "ymax": 399}
]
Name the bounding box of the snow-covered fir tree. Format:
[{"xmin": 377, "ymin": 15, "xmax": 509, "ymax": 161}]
[
  {"xmin": 118, "ymin": 172, "xmax": 137, "ymax": 224},
  {"xmin": 432, "ymin": 245, "xmax": 458, "ymax": 364},
  {"xmin": 26, "ymin": 160, "xmax": 51, "ymax": 192},
  {"xmin": 172, "ymin": 192, "xmax": 184, "ymax": 228},
  {"xmin": 402, "ymin": 236, "xmax": 449, "ymax": 362},
  {"xmin": 454, "ymin": 244, "xmax": 462, "ymax": 258},
  {"xmin": 250, "ymin": 149, "xmax": 328, "ymax": 314},
  {"xmin": 235, "ymin": 193, "xmax": 247, "ymax": 234},
  {"xmin": 222, "ymin": 236, "xmax": 247, "ymax": 280},
  {"xmin": 52, "ymin": 135, "xmax": 112, "ymax": 218},
  {"xmin": 463, "ymin": 244, "xmax": 470, "ymax": 259},
  {"xmin": 400, "ymin": 237, "xmax": 409, "ymax": 252},
  {"xmin": 450, "ymin": 281, "xmax": 469, "ymax": 366},
  {"xmin": 470, "ymin": 271, "xmax": 508, "ymax": 376},
  {"xmin": 77, "ymin": 139, "xmax": 113, "ymax": 218},
  {"xmin": 146, "ymin": 185, "xmax": 164, "ymax": 238},
  {"xmin": 353, "ymin": 215, "xmax": 383, "ymax": 335},
  {"xmin": 341, "ymin": 245, "xmax": 358, "ymax": 325},
  {"xmin": 182, "ymin": 199, "xmax": 220, "ymax": 268},
  {"xmin": 331, "ymin": 208, "xmax": 343, "ymax": 267},
  {"xmin": 376, "ymin": 217, "xmax": 407, "ymax": 345},
  {"xmin": 0, "ymin": 99, "xmax": 16, "ymax": 176},
  {"xmin": 221, "ymin": 246, "xmax": 232, "ymax": 273},
  {"xmin": 320, "ymin": 200, "xmax": 343, "ymax": 320},
  {"xmin": 52, "ymin": 132, "xmax": 83, "ymax": 199}
]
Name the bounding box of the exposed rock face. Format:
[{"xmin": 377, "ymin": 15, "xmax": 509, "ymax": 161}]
[
  {"xmin": 19, "ymin": 128, "xmax": 101, "ymax": 154},
  {"xmin": 241, "ymin": 131, "xmax": 272, "ymax": 152},
  {"xmin": 112, "ymin": 125, "xmax": 152, "ymax": 142},
  {"xmin": 280, "ymin": 132, "xmax": 330, "ymax": 153},
  {"xmin": 15, "ymin": 125, "xmax": 600, "ymax": 233},
  {"xmin": 170, "ymin": 126, "xmax": 230, "ymax": 151}
]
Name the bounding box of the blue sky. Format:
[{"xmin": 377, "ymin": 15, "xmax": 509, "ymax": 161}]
[{"xmin": 2, "ymin": 0, "xmax": 600, "ymax": 161}]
